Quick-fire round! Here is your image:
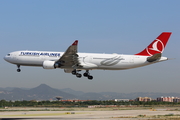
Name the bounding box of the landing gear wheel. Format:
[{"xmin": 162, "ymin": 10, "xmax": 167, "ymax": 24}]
[
  {"xmin": 17, "ymin": 69, "xmax": 21, "ymax": 72},
  {"xmin": 72, "ymin": 70, "xmax": 76, "ymax": 75},
  {"xmin": 88, "ymin": 75, "xmax": 93, "ymax": 80},
  {"xmin": 76, "ymin": 73, "xmax": 82, "ymax": 78},
  {"xmin": 83, "ymin": 72, "xmax": 88, "ymax": 77}
]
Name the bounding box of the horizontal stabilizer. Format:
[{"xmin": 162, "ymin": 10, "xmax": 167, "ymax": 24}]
[{"xmin": 147, "ymin": 53, "xmax": 162, "ymax": 62}]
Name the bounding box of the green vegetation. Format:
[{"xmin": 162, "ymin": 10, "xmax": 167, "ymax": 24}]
[{"xmin": 0, "ymin": 99, "xmax": 180, "ymax": 108}]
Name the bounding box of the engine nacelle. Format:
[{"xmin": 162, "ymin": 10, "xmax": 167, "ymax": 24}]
[{"xmin": 43, "ymin": 60, "xmax": 56, "ymax": 69}]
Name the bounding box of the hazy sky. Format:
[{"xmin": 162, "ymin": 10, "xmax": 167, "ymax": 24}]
[{"xmin": 1, "ymin": 0, "xmax": 180, "ymax": 93}]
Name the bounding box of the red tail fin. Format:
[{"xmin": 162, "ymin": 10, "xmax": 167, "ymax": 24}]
[{"xmin": 135, "ymin": 32, "xmax": 172, "ymax": 56}]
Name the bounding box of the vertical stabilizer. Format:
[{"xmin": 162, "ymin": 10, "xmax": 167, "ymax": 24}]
[{"xmin": 135, "ymin": 32, "xmax": 172, "ymax": 56}]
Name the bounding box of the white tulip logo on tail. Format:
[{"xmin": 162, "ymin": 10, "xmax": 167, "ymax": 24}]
[{"xmin": 146, "ymin": 39, "xmax": 164, "ymax": 56}]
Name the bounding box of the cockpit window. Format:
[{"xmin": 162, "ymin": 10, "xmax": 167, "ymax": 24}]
[{"xmin": 7, "ymin": 54, "xmax": 10, "ymax": 56}]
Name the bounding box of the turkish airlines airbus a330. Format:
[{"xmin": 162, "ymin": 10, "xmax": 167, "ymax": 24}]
[{"xmin": 4, "ymin": 32, "xmax": 172, "ymax": 80}]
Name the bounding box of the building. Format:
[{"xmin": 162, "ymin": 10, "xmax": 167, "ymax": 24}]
[
  {"xmin": 157, "ymin": 96, "xmax": 175, "ymax": 102},
  {"xmin": 55, "ymin": 96, "xmax": 63, "ymax": 101},
  {"xmin": 113, "ymin": 99, "xmax": 129, "ymax": 102},
  {"xmin": 173, "ymin": 97, "xmax": 180, "ymax": 103},
  {"xmin": 61, "ymin": 99, "xmax": 90, "ymax": 102},
  {"xmin": 135, "ymin": 97, "xmax": 152, "ymax": 102}
]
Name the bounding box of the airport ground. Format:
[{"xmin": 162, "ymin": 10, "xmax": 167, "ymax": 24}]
[{"xmin": 1, "ymin": 107, "xmax": 180, "ymax": 120}]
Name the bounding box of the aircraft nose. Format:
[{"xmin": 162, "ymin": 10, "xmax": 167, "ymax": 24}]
[
  {"xmin": 4, "ymin": 54, "xmax": 12, "ymax": 62},
  {"xmin": 4, "ymin": 56, "xmax": 8, "ymax": 62}
]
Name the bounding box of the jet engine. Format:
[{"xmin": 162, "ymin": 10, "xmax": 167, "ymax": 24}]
[{"xmin": 43, "ymin": 60, "xmax": 56, "ymax": 69}]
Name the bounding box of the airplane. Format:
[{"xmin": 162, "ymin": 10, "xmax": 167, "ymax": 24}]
[{"xmin": 4, "ymin": 32, "xmax": 172, "ymax": 80}]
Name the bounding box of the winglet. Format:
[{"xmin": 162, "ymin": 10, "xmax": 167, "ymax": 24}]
[
  {"xmin": 135, "ymin": 32, "xmax": 172, "ymax": 56},
  {"xmin": 72, "ymin": 40, "xmax": 78, "ymax": 45}
]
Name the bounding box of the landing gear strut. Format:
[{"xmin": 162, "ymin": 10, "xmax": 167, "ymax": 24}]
[{"xmin": 17, "ymin": 65, "xmax": 21, "ymax": 72}]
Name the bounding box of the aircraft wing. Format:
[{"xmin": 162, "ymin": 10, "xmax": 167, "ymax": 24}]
[{"xmin": 56, "ymin": 40, "xmax": 80, "ymax": 68}]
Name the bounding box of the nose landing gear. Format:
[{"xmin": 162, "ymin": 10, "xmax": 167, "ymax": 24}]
[{"xmin": 17, "ymin": 65, "xmax": 21, "ymax": 72}]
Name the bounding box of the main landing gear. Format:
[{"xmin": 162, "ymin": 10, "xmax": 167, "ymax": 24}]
[
  {"xmin": 72, "ymin": 70, "xmax": 93, "ymax": 80},
  {"xmin": 17, "ymin": 65, "xmax": 21, "ymax": 72},
  {"xmin": 83, "ymin": 70, "xmax": 93, "ymax": 80},
  {"xmin": 72, "ymin": 70, "xmax": 82, "ymax": 78}
]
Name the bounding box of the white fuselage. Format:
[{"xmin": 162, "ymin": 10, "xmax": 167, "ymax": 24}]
[{"xmin": 4, "ymin": 50, "xmax": 168, "ymax": 70}]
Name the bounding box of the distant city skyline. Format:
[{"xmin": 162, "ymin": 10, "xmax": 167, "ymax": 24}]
[{"xmin": 1, "ymin": 0, "xmax": 180, "ymax": 93}]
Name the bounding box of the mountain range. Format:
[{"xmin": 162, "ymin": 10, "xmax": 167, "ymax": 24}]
[{"xmin": 0, "ymin": 84, "xmax": 179, "ymax": 101}]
